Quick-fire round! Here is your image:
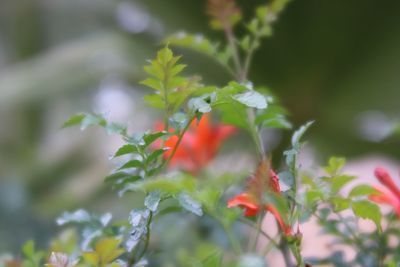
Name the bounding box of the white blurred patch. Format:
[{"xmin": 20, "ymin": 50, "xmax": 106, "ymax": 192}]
[
  {"xmin": 116, "ymin": 2, "xmax": 163, "ymax": 37},
  {"xmin": 355, "ymin": 111, "xmax": 396, "ymax": 142},
  {"xmin": 93, "ymin": 75, "xmax": 135, "ymax": 123}
]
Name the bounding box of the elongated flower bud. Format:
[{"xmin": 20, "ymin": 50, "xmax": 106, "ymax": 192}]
[{"xmin": 374, "ymin": 167, "xmax": 400, "ymax": 199}]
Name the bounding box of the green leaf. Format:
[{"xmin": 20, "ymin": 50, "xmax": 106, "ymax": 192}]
[
  {"xmin": 324, "ymin": 157, "xmax": 346, "ymax": 176},
  {"xmin": 62, "ymin": 114, "xmax": 85, "ymax": 128},
  {"xmin": 118, "ymin": 160, "xmax": 142, "ymax": 170},
  {"xmin": 329, "ymin": 175, "xmax": 356, "ymax": 193},
  {"xmin": 22, "ymin": 240, "xmax": 35, "ymax": 258},
  {"xmin": 233, "ymin": 90, "xmax": 267, "ymax": 109},
  {"xmin": 164, "ymin": 32, "xmax": 217, "ymax": 57},
  {"xmin": 144, "ymin": 191, "xmax": 161, "ymax": 212},
  {"xmin": 120, "ymin": 175, "xmax": 196, "ymax": 195},
  {"xmin": 349, "ymin": 185, "xmax": 377, "ymax": 198},
  {"xmin": 305, "ymin": 190, "xmax": 324, "ymax": 204},
  {"xmin": 188, "ymin": 94, "xmax": 215, "ymax": 113},
  {"xmin": 80, "ymin": 113, "xmax": 107, "ymax": 130},
  {"xmin": 140, "ymin": 78, "xmax": 162, "ymax": 91},
  {"xmin": 143, "ymin": 131, "xmax": 167, "ymax": 147},
  {"xmin": 104, "ymin": 172, "xmax": 141, "ymax": 186},
  {"xmin": 146, "ymin": 148, "xmax": 167, "ymax": 165},
  {"xmin": 143, "ymin": 94, "xmax": 165, "ymax": 109},
  {"xmin": 351, "ymin": 200, "xmax": 381, "ymax": 229},
  {"xmin": 105, "ymin": 122, "xmax": 126, "ymax": 135},
  {"xmin": 177, "ymin": 193, "xmax": 203, "ymax": 216},
  {"xmin": 330, "ymin": 197, "xmax": 351, "ymax": 212},
  {"xmin": 291, "ymin": 121, "xmax": 314, "ymax": 148},
  {"xmin": 113, "ymin": 144, "xmax": 138, "ymax": 157},
  {"xmin": 95, "ymin": 238, "xmax": 124, "ymax": 264}
]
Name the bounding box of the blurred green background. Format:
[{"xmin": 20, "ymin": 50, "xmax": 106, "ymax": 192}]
[{"xmin": 1, "ymin": 0, "xmax": 400, "ymax": 253}]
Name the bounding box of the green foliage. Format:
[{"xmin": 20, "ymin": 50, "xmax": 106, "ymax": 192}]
[
  {"xmin": 177, "ymin": 193, "xmax": 203, "ymax": 216},
  {"xmin": 351, "ymin": 200, "xmax": 381, "ymax": 229},
  {"xmin": 141, "ymin": 47, "xmax": 200, "ymax": 115},
  {"xmin": 62, "ymin": 113, "xmax": 126, "ymax": 135}
]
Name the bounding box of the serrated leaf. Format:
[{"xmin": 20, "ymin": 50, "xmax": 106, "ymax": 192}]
[
  {"xmin": 233, "ymin": 91, "xmax": 267, "ymax": 109},
  {"xmin": 164, "ymin": 32, "xmax": 217, "ymax": 57},
  {"xmin": 144, "ymin": 191, "xmax": 161, "ymax": 212},
  {"xmin": 146, "ymin": 148, "xmax": 167, "ymax": 165},
  {"xmin": 104, "ymin": 172, "xmax": 141, "ymax": 185},
  {"xmin": 118, "ymin": 160, "xmax": 142, "ymax": 170},
  {"xmin": 114, "ymin": 144, "xmax": 139, "ymax": 157},
  {"xmin": 177, "ymin": 193, "xmax": 203, "ymax": 216},
  {"xmin": 62, "ymin": 114, "xmax": 85, "ymax": 128},
  {"xmin": 143, "ymin": 94, "xmax": 165, "ymax": 109},
  {"xmin": 143, "ymin": 131, "xmax": 167, "ymax": 147},
  {"xmin": 140, "ymin": 78, "xmax": 162, "ymax": 91},
  {"xmin": 351, "ymin": 200, "xmax": 381, "ymax": 229},
  {"xmin": 349, "ymin": 185, "xmax": 377, "ymax": 198}
]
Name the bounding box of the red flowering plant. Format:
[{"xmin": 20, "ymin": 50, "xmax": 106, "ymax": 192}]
[{"xmin": 6, "ymin": 1, "xmax": 400, "ymax": 267}]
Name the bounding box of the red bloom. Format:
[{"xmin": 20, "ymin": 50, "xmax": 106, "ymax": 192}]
[
  {"xmin": 157, "ymin": 114, "xmax": 236, "ymax": 174},
  {"xmin": 369, "ymin": 167, "xmax": 400, "ymax": 217},
  {"xmin": 227, "ymin": 160, "xmax": 292, "ymax": 236}
]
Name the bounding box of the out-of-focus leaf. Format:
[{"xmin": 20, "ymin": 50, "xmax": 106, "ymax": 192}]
[
  {"xmin": 233, "ymin": 91, "xmax": 267, "ymax": 109},
  {"xmin": 129, "ymin": 209, "xmax": 150, "ymax": 244},
  {"xmin": 145, "ymin": 148, "xmax": 167, "ymax": 166},
  {"xmin": 351, "ymin": 200, "xmax": 381, "ymax": 229},
  {"xmin": 324, "ymin": 157, "xmax": 346, "ymax": 176},
  {"xmin": 56, "ymin": 209, "xmax": 91, "ymax": 225},
  {"xmin": 144, "ymin": 191, "xmax": 161, "ymax": 212},
  {"xmin": 177, "ymin": 193, "xmax": 203, "ymax": 216},
  {"xmin": 165, "ymin": 32, "xmax": 218, "ymax": 57},
  {"xmin": 113, "ymin": 144, "xmax": 139, "ymax": 157},
  {"xmin": 322, "ymin": 175, "xmax": 356, "ymax": 193},
  {"xmin": 349, "ymin": 185, "xmax": 377, "ymax": 198},
  {"xmin": 62, "ymin": 114, "xmax": 85, "ymax": 128},
  {"xmin": 330, "ymin": 197, "xmax": 351, "ymax": 212},
  {"xmin": 278, "ymin": 171, "xmax": 294, "ymax": 188},
  {"xmin": 143, "ymin": 131, "xmax": 168, "ymax": 147},
  {"xmin": 236, "ymin": 254, "xmax": 267, "ymax": 267},
  {"xmin": 118, "ymin": 160, "xmax": 142, "ymax": 170},
  {"xmin": 188, "ymin": 93, "xmax": 215, "ymax": 113},
  {"xmin": 120, "ymin": 175, "xmax": 196, "ymax": 196},
  {"xmin": 95, "ymin": 238, "xmax": 124, "ymax": 264}
]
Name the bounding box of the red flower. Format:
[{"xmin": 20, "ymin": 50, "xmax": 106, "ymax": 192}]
[
  {"xmin": 227, "ymin": 160, "xmax": 292, "ymax": 236},
  {"xmin": 369, "ymin": 167, "xmax": 400, "ymax": 217},
  {"xmin": 157, "ymin": 114, "xmax": 236, "ymax": 174}
]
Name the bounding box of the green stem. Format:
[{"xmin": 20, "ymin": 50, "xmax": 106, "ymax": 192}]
[
  {"xmin": 224, "ymin": 26, "xmax": 242, "ymax": 80},
  {"xmin": 238, "ymin": 218, "xmax": 279, "ymax": 248},
  {"xmin": 163, "ymin": 114, "xmax": 196, "ymax": 168}
]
